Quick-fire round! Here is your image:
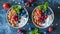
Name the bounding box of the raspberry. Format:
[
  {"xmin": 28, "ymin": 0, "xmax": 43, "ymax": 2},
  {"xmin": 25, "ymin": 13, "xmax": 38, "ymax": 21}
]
[
  {"xmin": 12, "ymin": 15, "xmax": 18, "ymax": 21},
  {"xmin": 30, "ymin": 0, "xmax": 34, "ymax": 3},
  {"xmin": 3, "ymin": 3, "xmax": 10, "ymax": 9},
  {"xmin": 48, "ymin": 27, "xmax": 53, "ymax": 32},
  {"xmin": 25, "ymin": 2, "xmax": 30, "ymax": 7}
]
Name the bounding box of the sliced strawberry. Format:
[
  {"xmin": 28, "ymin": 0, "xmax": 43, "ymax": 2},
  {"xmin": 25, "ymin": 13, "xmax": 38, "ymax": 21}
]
[{"xmin": 36, "ymin": 9, "xmax": 42, "ymax": 17}]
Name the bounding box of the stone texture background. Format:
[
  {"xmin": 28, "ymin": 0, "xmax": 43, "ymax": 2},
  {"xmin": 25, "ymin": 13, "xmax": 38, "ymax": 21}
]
[{"xmin": 0, "ymin": 0, "xmax": 60, "ymax": 34}]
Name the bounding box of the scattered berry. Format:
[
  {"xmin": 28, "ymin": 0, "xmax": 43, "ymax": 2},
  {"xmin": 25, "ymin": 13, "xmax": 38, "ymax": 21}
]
[
  {"xmin": 28, "ymin": 27, "xmax": 31, "ymax": 31},
  {"xmin": 30, "ymin": 0, "xmax": 34, "ymax": 3},
  {"xmin": 48, "ymin": 27, "xmax": 53, "ymax": 32},
  {"xmin": 43, "ymin": 31, "xmax": 47, "ymax": 34},
  {"xmin": 31, "ymin": 4, "xmax": 34, "ymax": 6},
  {"xmin": 25, "ymin": 2, "xmax": 30, "ymax": 7},
  {"xmin": 18, "ymin": 30, "xmax": 22, "ymax": 34},
  {"xmin": 3, "ymin": 3, "xmax": 10, "ymax": 9}
]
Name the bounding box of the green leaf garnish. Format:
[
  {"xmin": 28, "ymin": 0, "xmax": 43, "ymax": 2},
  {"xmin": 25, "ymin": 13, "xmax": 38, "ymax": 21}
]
[
  {"xmin": 11, "ymin": 5, "xmax": 23, "ymax": 13},
  {"xmin": 29, "ymin": 31, "xmax": 34, "ymax": 34},
  {"xmin": 43, "ymin": 1, "xmax": 49, "ymax": 11},
  {"xmin": 18, "ymin": 5, "xmax": 23, "ymax": 10},
  {"xmin": 29, "ymin": 28, "xmax": 40, "ymax": 34},
  {"xmin": 37, "ymin": 5, "xmax": 43, "ymax": 10}
]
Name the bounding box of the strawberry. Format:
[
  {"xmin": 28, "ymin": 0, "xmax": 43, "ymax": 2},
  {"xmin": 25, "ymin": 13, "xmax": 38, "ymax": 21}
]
[
  {"xmin": 36, "ymin": 9, "xmax": 42, "ymax": 17},
  {"xmin": 3, "ymin": 3, "xmax": 10, "ymax": 9}
]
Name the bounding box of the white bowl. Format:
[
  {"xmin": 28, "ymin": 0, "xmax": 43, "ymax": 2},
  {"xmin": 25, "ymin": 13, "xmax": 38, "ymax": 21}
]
[
  {"xmin": 32, "ymin": 6, "xmax": 54, "ymax": 29},
  {"xmin": 6, "ymin": 5, "xmax": 29, "ymax": 28}
]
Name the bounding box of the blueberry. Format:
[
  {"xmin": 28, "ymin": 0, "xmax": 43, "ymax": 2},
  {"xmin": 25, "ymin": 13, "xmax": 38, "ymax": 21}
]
[
  {"xmin": 42, "ymin": 10, "xmax": 45, "ymax": 13},
  {"xmin": 47, "ymin": 10, "xmax": 52, "ymax": 15},
  {"xmin": 18, "ymin": 20, "xmax": 20, "ymax": 23},
  {"xmin": 21, "ymin": 0, "xmax": 25, "ymax": 5},
  {"xmin": 21, "ymin": 14, "xmax": 23, "ymax": 16},
  {"xmin": 31, "ymin": 4, "xmax": 34, "ymax": 6},
  {"xmin": 28, "ymin": 27, "xmax": 31, "ymax": 31},
  {"xmin": 43, "ymin": 31, "xmax": 46, "ymax": 34},
  {"xmin": 18, "ymin": 13, "xmax": 21, "ymax": 17},
  {"xmin": 22, "ymin": 33, "xmax": 24, "ymax": 34},
  {"xmin": 24, "ymin": 14, "xmax": 28, "ymax": 18},
  {"xmin": 21, "ymin": 10, "xmax": 26, "ymax": 14}
]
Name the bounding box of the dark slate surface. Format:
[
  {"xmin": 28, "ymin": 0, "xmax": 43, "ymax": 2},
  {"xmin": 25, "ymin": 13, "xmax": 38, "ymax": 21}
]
[{"xmin": 0, "ymin": 0, "xmax": 60, "ymax": 34}]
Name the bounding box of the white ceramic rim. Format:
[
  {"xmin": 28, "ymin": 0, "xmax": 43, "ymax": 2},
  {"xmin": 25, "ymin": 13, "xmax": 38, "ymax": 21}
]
[{"xmin": 32, "ymin": 6, "xmax": 54, "ymax": 29}]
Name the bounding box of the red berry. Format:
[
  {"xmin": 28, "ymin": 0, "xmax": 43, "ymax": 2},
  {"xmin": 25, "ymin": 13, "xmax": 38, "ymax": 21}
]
[
  {"xmin": 25, "ymin": 2, "xmax": 30, "ymax": 7},
  {"xmin": 36, "ymin": 9, "xmax": 42, "ymax": 17},
  {"xmin": 12, "ymin": 15, "xmax": 18, "ymax": 21},
  {"xmin": 30, "ymin": 0, "xmax": 34, "ymax": 3},
  {"xmin": 42, "ymin": 15, "xmax": 47, "ymax": 20},
  {"xmin": 18, "ymin": 30, "xmax": 22, "ymax": 34},
  {"xmin": 48, "ymin": 27, "xmax": 53, "ymax": 32},
  {"xmin": 3, "ymin": 3, "xmax": 10, "ymax": 9},
  {"xmin": 18, "ymin": 30, "xmax": 22, "ymax": 33},
  {"xmin": 37, "ymin": 18, "xmax": 42, "ymax": 23}
]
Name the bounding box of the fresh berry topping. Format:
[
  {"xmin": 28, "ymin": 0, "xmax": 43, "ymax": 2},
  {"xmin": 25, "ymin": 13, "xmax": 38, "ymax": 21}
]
[
  {"xmin": 12, "ymin": 15, "xmax": 18, "ymax": 21},
  {"xmin": 37, "ymin": 18, "xmax": 42, "ymax": 23},
  {"xmin": 3, "ymin": 3, "xmax": 10, "ymax": 9},
  {"xmin": 48, "ymin": 27, "xmax": 53, "ymax": 32},
  {"xmin": 18, "ymin": 20, "xmax": 20, "ymax": 23},
  {"xmin": 25, "ymin": 2, "xmax": 30, "ymax": 7},
  {"xmin": 21, "ymin": 10, "xmax": 26, "ymax": 14},
  {"xmin": 42, "ymin": 15, "xmax": 47, "ymax": 20},
  {"xmin": 36, "ymin": 9, "xmax": 42, "ymax": 17},
  {"xmin": 47, "ymin": 10, "xmax": 52, "ymax": 15}
]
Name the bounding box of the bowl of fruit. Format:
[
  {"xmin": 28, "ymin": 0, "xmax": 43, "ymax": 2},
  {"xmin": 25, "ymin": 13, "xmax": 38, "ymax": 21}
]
[
  {"xmin": 32, "ymin": 2, "xmax": 54, "ymax": 28},
  {"xmin": 7, "ymin": 5, "xmax": 29, "ymax": 28}
]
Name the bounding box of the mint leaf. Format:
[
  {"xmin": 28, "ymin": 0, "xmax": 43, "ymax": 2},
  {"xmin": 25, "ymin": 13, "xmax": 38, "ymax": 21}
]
[
  {"xmin": 43, "ymin": 2, "xmax": 49, "ymax": 11},
  {"xmin": 37, "ymin": 5, "xmax": 43, "ymax": 10}
]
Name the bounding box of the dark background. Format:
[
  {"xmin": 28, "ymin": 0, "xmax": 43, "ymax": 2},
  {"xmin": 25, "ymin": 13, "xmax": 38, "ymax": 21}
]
[{"xmin": 0, "ymin": 0, "xmax": 60, "ymax": 34}]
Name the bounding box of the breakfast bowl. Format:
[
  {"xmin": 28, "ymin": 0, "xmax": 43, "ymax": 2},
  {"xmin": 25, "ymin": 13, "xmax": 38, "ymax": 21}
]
[
  {"xmin": 32, "ymin": 5, "xmax": 54, "ymax": 29},
  {"xmin": 7, "ymin": 5, "xmax": 29, "ymax": 28}
]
